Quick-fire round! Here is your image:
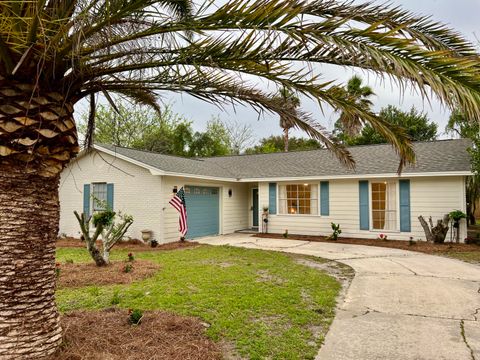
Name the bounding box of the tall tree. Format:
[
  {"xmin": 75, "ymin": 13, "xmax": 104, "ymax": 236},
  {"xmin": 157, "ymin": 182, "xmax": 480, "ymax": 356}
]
[
  {"xmin": 446, "ymin": 110, "xmax": 480, "ymax": 224},
  {"xmin": 334, "ymin": 75, "xmax": 375, "ymax": 141},
  {"xmin": 2, "ymin": 1, "xmax": 480, "ymax": 357},
  {"xmin": 342, "ymin": 106, "xmax": 438, "ymax": 145},
  {"xmin": 245, "ymin": 136, "xmax": 322, "ymax": 154},
  {"xmin": 275, "ymin": 87, "xmax": 300, "ymax": 151}
]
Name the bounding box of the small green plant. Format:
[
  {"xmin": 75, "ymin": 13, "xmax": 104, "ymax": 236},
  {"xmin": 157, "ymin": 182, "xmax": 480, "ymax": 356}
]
[
  {"xmin": 449, "ymin": 210, "xmax": 467, "ymax": 222},
  {"xmin": 408, "ymin": 236, "xmax": 416, "ymax": 246},
  {"xmin": 150, "ymin": 239, "xmax": 158, "ymax": 248},
  {"xmin": 111, "ymin": 291, "xmax": 121, "ymax": 305},
  {"xmin": 128, "ymin": 309, "xmax": 143, "ymax": 325},
  {"xmin": 124, "ymin": 264, "xmax": 133, "ymax": 273},
  {"xmin": 127, "ymin": 252, "xmax": 135, "ymax": 262},
  {"xmin": 328, "ymin": 223, "xmax": 341, "ymax": 241},
  {"xmin": 65, "ymin": 259, "xmax": 74, "ymax": 264},
  {"xmin": 283, "ymin": 229, "xmax": 289, "ymax": 238},
  {"xmin": 55, "ymin": 263, "xmax": 61, "ymax": 278}
]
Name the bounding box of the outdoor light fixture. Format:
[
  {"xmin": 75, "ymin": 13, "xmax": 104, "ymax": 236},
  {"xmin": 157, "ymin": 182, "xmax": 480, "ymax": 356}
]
[
  {"xmin": 173, "ymin": 186, "xmax": 178, "ymax": 193},
  {"xmin": 228, "ymin": 189, "xmax": 233, "ymax": 197}
]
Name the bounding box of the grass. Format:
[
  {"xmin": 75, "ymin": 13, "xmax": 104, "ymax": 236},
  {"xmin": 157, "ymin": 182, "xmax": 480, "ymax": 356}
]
[
  {"xmin": 445, "ymin": 251, "xmax": 480, "ymax": 264},
  {"xmin": 56, "ymin": 245, "xmax": 341, "ymax": 360}
]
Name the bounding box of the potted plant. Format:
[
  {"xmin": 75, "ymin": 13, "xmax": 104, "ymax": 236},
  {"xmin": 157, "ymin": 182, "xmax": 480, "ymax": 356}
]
[
  {"xmin": 141, "ymin": 229, "xmax": 152, "ymax": 242},
  {"xmin": 449, "ymin": 210, "xmax": 466, "ymax": 243}
]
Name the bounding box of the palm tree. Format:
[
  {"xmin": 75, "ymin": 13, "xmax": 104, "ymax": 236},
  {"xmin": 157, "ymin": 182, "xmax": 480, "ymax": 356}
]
[
  {"xmin": 2, "ymin": 0, "xmax": 480, "ymax": 357},
  {"xmin": 276, "ymin": 87, "xmax": 300, "ymax": 151},
  {"xmin": 335, "ymin": 75, "xmax": 375, "ymax": 140}
]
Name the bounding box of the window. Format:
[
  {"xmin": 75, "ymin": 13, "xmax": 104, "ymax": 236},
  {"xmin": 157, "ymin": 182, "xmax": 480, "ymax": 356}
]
[
  {"xmin": 92, "ymin": 183, "xmax": 108, "ymax": 211},
  {"xmin": 371, "ymin": 181, "xmax": 397, "ymax": 230},
  {"xmin": 279, "ymin": 184, "xmax": 318, "ymax": 215}
]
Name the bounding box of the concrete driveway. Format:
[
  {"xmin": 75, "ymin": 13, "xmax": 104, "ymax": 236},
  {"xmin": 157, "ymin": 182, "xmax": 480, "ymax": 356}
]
[{"xmin": 197, "ymin": 234, "xmax": 480, "ymax": 360}]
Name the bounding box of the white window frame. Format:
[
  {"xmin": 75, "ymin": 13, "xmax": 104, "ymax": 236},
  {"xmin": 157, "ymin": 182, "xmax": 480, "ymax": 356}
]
[
  {"xmin": 278, "ymin": 183, "xmax": 319, "ymax": 216},
  {"xmin": 369, "ymin": 180, "xmax": 399, "ymax": 232}
]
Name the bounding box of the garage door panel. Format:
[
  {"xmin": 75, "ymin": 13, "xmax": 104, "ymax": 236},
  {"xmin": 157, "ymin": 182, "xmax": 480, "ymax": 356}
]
[{"xmin": 185, "ymin": 186, "xmax": 219, "ymax": 239}]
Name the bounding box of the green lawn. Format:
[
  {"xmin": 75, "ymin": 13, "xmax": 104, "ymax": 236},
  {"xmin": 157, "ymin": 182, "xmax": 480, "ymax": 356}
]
[
  {"xmin": 445, "ymin": 251, "xmax": 480, "ymax": 265},
  {"xmin": 56, "ymin": 245, "xmax": 341, "ymax": 360}
]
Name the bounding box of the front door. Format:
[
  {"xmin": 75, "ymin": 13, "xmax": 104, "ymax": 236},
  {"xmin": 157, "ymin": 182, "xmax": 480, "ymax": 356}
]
[{"xmin": 252, "ymin": 188, "xmax": 259, "ymax": 227}]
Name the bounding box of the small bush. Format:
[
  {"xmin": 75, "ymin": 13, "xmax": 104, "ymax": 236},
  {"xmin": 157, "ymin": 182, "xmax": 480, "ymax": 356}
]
[
  {"xmin": 328, "ymin": 223, "xmax": 341, "ymax": 241},
  {"xmin": 92, "ymin": 209, "xmax": 116, "ymax": 227},
  {"xmin": 283, "ymin": 229, "xmax": 289, "ymax": 238},
  {"xmin": 150, "ymin": 239, "xmax": 158, "ymax": 248},
  {"xmin": 55, "ymin": 263, "xmax": 61, "ymax": 278},
  {"xmin": 128, "ymin": 309, "xmax": 143, "ymax": 325},
  {"xmin": 124, "ymin": 264, "xmax": 133, "ymax": 273},
  {"xmin": 409, "ymin": 237, "xmax": 416, "ymax": 246},
  {"xmin": 127, "ymin": 253, "xmax": 135, "ymax": 262}
]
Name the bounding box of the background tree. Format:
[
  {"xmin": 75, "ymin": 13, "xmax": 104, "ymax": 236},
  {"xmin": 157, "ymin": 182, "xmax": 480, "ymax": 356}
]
[
  {"xmin": 275, "ymin": 87, "xmax": 300, "ymax": 151},
  {"xmin": 2, "ymin": 0, "xmax": 480, "ymax": 357},
  {"xmin": 188, "ymin": 119, "xmax": 231, "ymax": 157},
  {"xmin": 79, "ymin": 103, "xmax": 160, "ymax": 147},
  {"xmin": 245, "ymin": 136, "xmax": 322, "ymax": 154},
  {"xmin": 222, "ymin": 118, "xmax": 255, "ymax": 155},
  {"xmin": 334, "ymin": 75, "xmax": 375, "ymax": 142},
  {"xmin": 341, "ymin": 106, "xmax": 438, "ymax": 145},
  {"xmin": 446, "ymin": 110, "xmax": 480, "ymax": 224}
]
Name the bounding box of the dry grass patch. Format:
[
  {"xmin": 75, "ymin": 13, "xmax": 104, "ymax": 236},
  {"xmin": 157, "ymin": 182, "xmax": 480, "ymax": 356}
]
[
  {"xmin": 57, "ymin": 260, "xmax": 160, "ymax": 288},
  {"xmin": 51, "ymin": 308, "xmax": 221, "ymax": 360}
]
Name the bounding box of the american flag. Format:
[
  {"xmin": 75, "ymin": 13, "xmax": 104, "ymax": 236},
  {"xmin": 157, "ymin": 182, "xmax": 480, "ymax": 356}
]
[{"xmin": 169, "ymin": 187, "xmax": 188, "ymax": 237}]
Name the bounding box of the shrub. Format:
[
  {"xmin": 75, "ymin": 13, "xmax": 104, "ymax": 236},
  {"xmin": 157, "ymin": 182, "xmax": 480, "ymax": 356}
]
[
  {"xmin": 127, "ymin": 253, "xmax": 135, "ymax": 262},
  {"xmin": 150, "ymin": 239, "xmax": 158, "ymax": 248},
  {"xmin": 449, "ymin": 210, "xmax": 467, "ymax": 222},
  {"xmin": 128, "ymin": 309, "xmax": 143, "ymax": 325},
  {"xmin": 328, "ymin": 223, "xmax": 342, "ymax": 241},
  {"xmin": 55, "ymin": 263, "xmax": 61, "ymax": 278},
  {"xmin": 283, "ymin": 229, "xmax": 289, "ymax": 238},
  {"xmin": 124, "ymin": 264, "xmax": 133, "ymax": 273},
  {"xmin": 409, "ymin": 237, "xmax": 416, "ymax": 246}
]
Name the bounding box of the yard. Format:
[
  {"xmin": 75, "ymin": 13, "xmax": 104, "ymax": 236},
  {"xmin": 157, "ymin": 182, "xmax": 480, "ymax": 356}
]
[{"xmin": 53, "ymin": 242, "xmax": 344, "ymax": 359}]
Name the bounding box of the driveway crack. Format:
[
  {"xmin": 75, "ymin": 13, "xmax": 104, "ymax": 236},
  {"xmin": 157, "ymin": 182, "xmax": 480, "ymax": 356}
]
[
  {"xmin": 387, "ymin": 258, "xmax": 418, "ymax": 275},
  {"xmin": 460, "ymin": 320, "xmax": 476, "ymax": 360}
]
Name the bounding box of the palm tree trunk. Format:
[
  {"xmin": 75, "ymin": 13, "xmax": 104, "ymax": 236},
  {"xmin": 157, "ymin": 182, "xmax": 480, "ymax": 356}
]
[
  {"xmin": 284, "ymin": 127, "xmax": 289, "ymax": 152},
  {"xmin": 0, "ymin": 163, "xmax": 63, "ymax": 358}
]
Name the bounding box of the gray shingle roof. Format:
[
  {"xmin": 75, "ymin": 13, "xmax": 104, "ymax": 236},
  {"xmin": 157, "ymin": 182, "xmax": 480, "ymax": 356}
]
[{"xmin": 97, "ymin": 139, "xmax": 472, "ymax": 180}]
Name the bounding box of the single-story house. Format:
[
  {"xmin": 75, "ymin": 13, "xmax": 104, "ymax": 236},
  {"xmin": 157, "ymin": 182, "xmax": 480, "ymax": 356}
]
[{"xmin": 59, "ymin": 139, "xmax": 471, "ymax": 243}]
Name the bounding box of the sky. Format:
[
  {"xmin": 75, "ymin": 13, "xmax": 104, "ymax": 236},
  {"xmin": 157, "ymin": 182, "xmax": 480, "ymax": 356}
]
[{"xmin": 75, "ymin": 0, "xmax": 480, "ymax": 142}]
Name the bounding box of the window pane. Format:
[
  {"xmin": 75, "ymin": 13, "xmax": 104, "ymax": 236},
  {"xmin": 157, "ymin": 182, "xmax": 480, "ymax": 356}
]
[
  {"xmin": 371, "ymin": 181, "xmax": 397, "ymax": 230},
  {"xmin": 92, "ymin": 183, "xmax": 107, "ymax": 211}
]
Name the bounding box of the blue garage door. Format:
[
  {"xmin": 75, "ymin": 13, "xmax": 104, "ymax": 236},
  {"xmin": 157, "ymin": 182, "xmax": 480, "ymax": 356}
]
[{"xmin": 184, "ymin": 186, "xmax": 220, "ymax": 239}]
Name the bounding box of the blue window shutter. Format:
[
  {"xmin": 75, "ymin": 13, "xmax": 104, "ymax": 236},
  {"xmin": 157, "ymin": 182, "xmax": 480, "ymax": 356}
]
[
  {"xmin": 320, "ymin": 181, "xmax": 330, "ymax": 216},
  {"xmin": 83, "ymin": 184, "xmax": 91, "ymax": 216},
  {"xmin": 269, "ymin": 183, "xmax": 277, "ymax": 214},
  {"xmin": 107, "ymin": 183, "xmax": 114, "ymax": 210},
  {"xmin": 399, "ymin": 180, "xmax": 411, "ymax": 232},
  {"xmin": 359, "ymin": 181, "xmax": 369, "ymax": 230}
]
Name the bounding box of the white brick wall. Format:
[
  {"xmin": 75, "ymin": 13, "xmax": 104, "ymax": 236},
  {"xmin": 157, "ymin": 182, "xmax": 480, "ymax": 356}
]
[
  {"xmin": 59, "ymin": 151, "xmax": 164, "ymax": 242},
  {"xmin": 259, "ymin": 176, "xmax": 467, "ymax": 242}
]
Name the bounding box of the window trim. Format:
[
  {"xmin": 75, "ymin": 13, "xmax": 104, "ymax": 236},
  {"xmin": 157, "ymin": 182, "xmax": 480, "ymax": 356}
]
[
  {"xmin": 277, "ymin": 182, "xmax": 320, "ymax": 216},
  {"xmin": 369, "ymin": 180, "xmax": 400, "ymax": 232}
]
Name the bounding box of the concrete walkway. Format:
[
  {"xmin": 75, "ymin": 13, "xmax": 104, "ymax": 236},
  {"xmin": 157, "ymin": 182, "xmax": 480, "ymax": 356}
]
[{"xmin": 197, "ymin": 234, "xmax": 480, "ymax": 360}]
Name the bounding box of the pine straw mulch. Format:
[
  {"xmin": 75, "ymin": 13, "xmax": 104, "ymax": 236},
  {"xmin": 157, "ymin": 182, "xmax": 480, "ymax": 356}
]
[
  {"xmin": 56, "ymin": 238, "xmax": 199, "ymax": 251},
  {"xmin": 254, "ymin": 233, "xmax": 480, "ymax": 255},
  {"xmin": 57, "ymin": 260, "xmax": 160, "ymax": 288},
  {"xmin": 50, "ymin": 308, "xmax": 222, "ymax": 360}
]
